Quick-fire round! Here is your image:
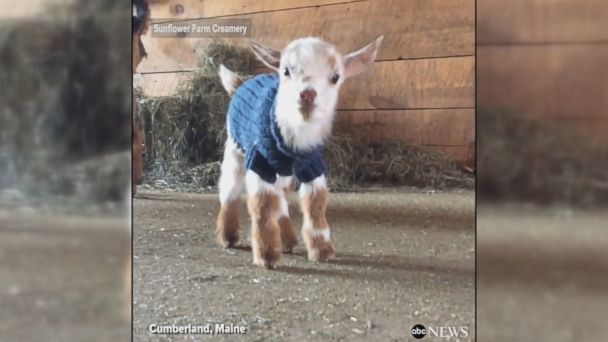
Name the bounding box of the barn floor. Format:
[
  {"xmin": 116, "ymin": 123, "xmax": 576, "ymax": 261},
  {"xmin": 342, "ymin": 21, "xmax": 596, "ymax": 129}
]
[
  {"xmin": 133, "ymin": 189, "xmax": 475, "ymax": 341},
  {"xmin": 478, "ymin": 206, "xmax": 608, "ymax": 341},
  {"xmin": 0, "ymin": 215, "xmax": 130, "ymax": 342}
]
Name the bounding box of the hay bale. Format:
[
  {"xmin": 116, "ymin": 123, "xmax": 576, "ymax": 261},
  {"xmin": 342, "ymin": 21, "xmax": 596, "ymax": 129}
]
[
  {"xmin": 136, "ymin": 42, "xmax": 472, "ymax": 192},
  {"xmin": 136, "ymin": 42, "xmax": 257, "ymax": 192},
  {"xmin": 1, "ymin": 2, "xmax": 130, "ymax": 159},
  {"xmin": 326, "ymin": 134, "xmax": 473, "ymax": 190}
]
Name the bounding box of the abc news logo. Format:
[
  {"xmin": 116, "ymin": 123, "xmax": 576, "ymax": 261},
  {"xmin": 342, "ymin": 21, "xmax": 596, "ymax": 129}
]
[{"xmin": 411, "ymin": 324, "xmax": 469, "ymax": 339}]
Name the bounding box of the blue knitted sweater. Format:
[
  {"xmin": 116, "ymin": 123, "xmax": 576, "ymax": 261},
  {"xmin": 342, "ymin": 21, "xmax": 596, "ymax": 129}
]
[{"xmin": 228, "ymin": 73, "xmax": 326, "ymax": 184}]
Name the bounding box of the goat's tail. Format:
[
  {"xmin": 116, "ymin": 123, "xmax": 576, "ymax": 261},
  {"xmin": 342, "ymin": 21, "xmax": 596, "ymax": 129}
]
[
  {"xmin": 133, "ymin": 0, "xmax": 151, "ymax": 35},
  {"xmin": 218, "ymin": 64, "xmax": 245, "ymax": 97}
]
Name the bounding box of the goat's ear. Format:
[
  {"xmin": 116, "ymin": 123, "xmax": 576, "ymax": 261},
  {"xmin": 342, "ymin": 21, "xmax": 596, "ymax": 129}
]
[
  {"xmin": 248, "ymin": 39, "xmax": 281, "ymax": 70},
  {"xmin": 343, "ymin": 36, "xmax": 383, "ymax": 79}
]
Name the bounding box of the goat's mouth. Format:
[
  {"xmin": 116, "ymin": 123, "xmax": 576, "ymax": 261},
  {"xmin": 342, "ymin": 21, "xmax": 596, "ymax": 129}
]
[{"xmin": 298, "ymin": 102, "xmax": 316, "ymax": 119}]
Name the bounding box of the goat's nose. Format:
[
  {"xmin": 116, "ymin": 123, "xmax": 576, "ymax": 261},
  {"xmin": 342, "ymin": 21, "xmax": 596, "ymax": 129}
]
[{"xmin": 300, "ymin": 89, "xmax": 317, "ymax": 103}]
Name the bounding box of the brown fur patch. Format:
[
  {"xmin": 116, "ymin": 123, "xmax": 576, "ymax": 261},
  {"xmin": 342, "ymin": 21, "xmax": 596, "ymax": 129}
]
[
  {"xmin": 232, "ymin": 76, "xmax": 244, "ymax": 94},
  {"xmin": 301, "ymin": 188, "xmax": 329, "ymax": 228},
  {"xmin": 300, "ymin": 187, "xmax": 334, "ymax": 261},
  {"xmin": 248, "ymin": 192, "xmax": 282, "ymax": 269},
  {"xmin": 216, "ymin": 200, "xmax": 240, "ymax": 248},
  {"xmin": 310, "ymin": 236, "xmax": 336, "ymax": 261},
  {"xmin": 300, "ymin": 108, "xmax": 312, "ymax": 121},
  {"xmin": 301, "ymin": 231, "xmax": 336, "ymax": 262},
  {"xmin": 279, "ymin": 216, "xmax": 298, "ymax": 253},
  {"xmin": 234, "ymin": 77, "xmax": 244, "ymax": 88}
]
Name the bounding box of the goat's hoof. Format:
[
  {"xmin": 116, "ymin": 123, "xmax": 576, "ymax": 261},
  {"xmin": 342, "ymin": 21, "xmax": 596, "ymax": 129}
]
[
  {"xmin": 216, "ymin": 233, "xmax": 239, "ymax": 249},
  {"xmin": 253, "ymin": 249, "xmax": 282, "ymax": 269},
  {"xmin": 283, "ymin": 240, "xmax": 297, "ymax": 254},
  {"xmin": 308, "ymin": 240, "xmax": 335, "ymax": 262},
  {"xmin": 279, "ymin": 217, "xmax": 298, "ymax": 254}
]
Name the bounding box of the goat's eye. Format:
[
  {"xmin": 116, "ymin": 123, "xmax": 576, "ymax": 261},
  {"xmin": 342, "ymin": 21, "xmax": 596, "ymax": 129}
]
[
  {"xmin": 330, "ymin": 73, "xmax": 340, "ymax": 84},
  {"xmin": 283, "ymin": 67, "xmax": 290, "ymax": 77}
]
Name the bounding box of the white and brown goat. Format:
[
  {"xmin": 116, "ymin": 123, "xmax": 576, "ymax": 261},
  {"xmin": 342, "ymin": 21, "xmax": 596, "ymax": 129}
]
[{"xmin": 217, "ymin": 36, "xmax": 383, "ymax": 269}]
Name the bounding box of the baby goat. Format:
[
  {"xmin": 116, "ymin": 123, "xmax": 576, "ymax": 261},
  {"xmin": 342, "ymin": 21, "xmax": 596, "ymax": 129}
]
[{"xmin": 217, "ymin": 36, "xmax": 383, "ymax": 269}]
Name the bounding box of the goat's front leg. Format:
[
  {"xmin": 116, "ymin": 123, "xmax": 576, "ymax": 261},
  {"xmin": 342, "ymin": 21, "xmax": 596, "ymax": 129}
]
[
  {"xmin": 276, "ymin": 176, "xmax": 298, "ymax": 253},
  {"xmin": 300, "ymin": 175, "xmax": 335, "ymax": 262},
  {"xmin": 245, "ymin": 171, "xmax": 283, "ymax": 269}
]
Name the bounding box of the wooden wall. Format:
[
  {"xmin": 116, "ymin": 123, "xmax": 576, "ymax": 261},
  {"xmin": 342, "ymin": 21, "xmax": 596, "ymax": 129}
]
[
  {"xmin": 137, "ymin": 0, "xmax": 475, "ymax": 161},
  {"xmin": 478, "ymin": 0, "xmax": 608, "ymax": 141}
]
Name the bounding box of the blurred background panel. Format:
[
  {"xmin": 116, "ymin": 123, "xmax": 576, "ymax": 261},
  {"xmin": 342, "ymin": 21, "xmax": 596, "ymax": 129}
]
[
  {"xmin": 478, "ymin": 0, "xmax": 608, "ymax": 144},
  {"xmin": 0, "ymin": 0, "xmax": 131, "ymax": 341},
  {"xmin": 1, "ymin": 0, "xmax": 53, "ymax": 19},
  {"xmin": 477, "ymin": 0, "xmax": 608, "ymax": 341}
]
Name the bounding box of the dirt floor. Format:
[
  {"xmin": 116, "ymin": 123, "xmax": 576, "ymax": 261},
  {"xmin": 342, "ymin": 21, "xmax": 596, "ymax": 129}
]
[
  {"xmin": 133, "ymin": 189, "xmax": 475, "ymax": 341},
  {"xmin": 0, "ymin": 215, "xmax": 130, "ymax": 342},
  {"xmin": 477, "ymin": 206, "xmax": 608, "ymax": 342}
]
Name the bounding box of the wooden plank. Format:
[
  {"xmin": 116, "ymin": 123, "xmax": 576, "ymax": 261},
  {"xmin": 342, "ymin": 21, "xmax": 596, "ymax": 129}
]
[
  {"xmin": 138, "ymin": 34, "xmax": 199, "ymax": 73},
  {"xmin": 477, "ymin": 45, "xmax": 608, "ymax": 119},
  {"xmin": 442, "ymin": 145, "xmax": 469, "ymax": 162},
  {"xmin": 148, "ymin": 0, "xmax": 364, "ymax": 19},
  {"xmin": 478, "ymin": 0, "xmax": 608, "ymax": 45},
  {"xmin": 339, "ymin": 56, "xmax": 474, "ymax": 109},
  {"xmin": 137, "ymin": 33, "xmax": 203, "ymax": 72},
  {"xmin": 137, "ymin": 39, "xmax": 192, "ymax": 72},
  {"xmin": 334, "ymin": 109, "xmax": 474, "ymax": 146},
  {"xmin": 139, "ymin": 57, "xmax": 474, "ymax": 109},
  {"xmin": 138, "ymin": 0, "xmax": 474, "ymax": 73}
]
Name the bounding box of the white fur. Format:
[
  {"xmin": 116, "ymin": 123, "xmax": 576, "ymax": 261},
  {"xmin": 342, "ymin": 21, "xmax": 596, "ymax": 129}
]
[
  {"xmin": 274, "ymin": 38, "xmax": 341, "ymax": 150},
  {"xmin": 278, "ymin": 194, "xmax": 290, "ymax": 218},
  {"xmin": 244, "ymin": 171, "xmax": 283, "ymax": 223},
  {"xmin": 218, "ymin": 139, "xmax": 245, "ymax": 204},
  {"xmin": 276, "ymin": 176, "xmax": 293, "ymax": 218},
  {"xmin": 299, "ymin": 174, "xmax": 328, "ymax": 198},
  {"xmin": 303, "ymin": 226, "xmax": 331, "ymax": 241},
  {"xmin": 218, "ymin": 64, "xmax": 243, "ymax": 96},
  {"xmin": 245, "ymin": 170, "xmax": 278, "ymax": 196},
  {"xmin": 300, "ymin": 175, "xmax": 331, "ymax": 241},
  {"xmin": 275, "ymin": 175, "xmax": 293, "ymax": 190}
]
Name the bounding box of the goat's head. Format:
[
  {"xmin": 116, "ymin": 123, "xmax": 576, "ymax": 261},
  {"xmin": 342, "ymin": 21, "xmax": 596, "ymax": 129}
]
[{"xmin": 249, "ymin": 36, "xmax": 383, "ymax": 123}]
